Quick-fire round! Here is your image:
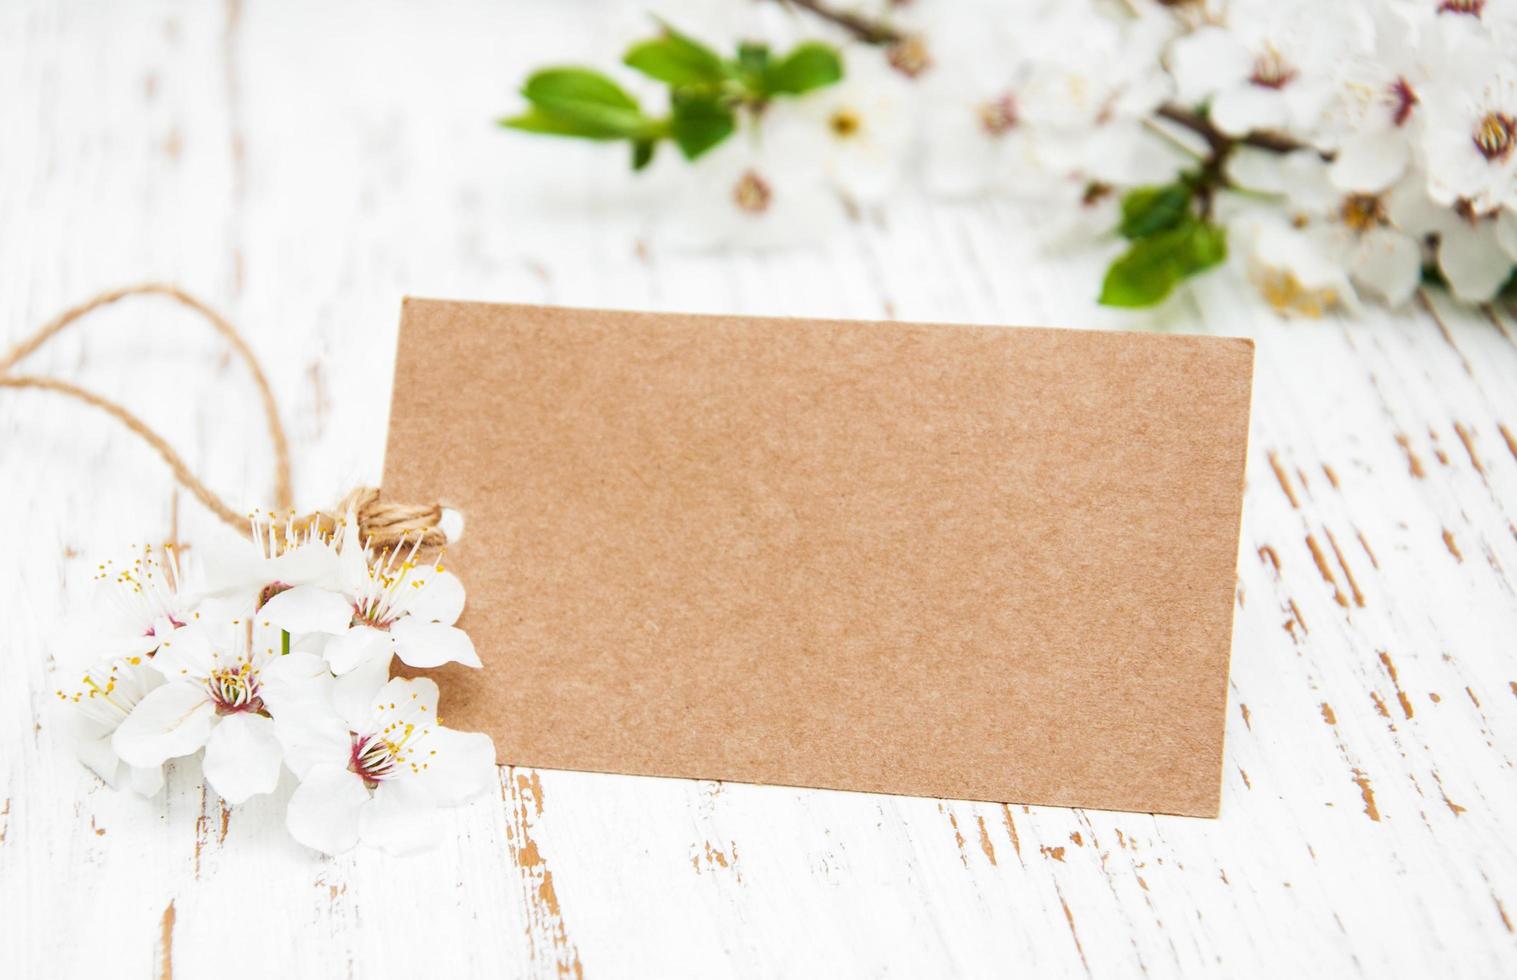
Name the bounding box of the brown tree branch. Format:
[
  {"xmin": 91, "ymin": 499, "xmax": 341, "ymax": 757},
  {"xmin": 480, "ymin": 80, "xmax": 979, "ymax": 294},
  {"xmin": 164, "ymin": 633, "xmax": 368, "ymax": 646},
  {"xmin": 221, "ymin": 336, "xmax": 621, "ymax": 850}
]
[
  {"xmin": 1155, "ymin": 103, "xmax": 1311, "ymax": 156},
  {"xmin": 777, "ymin": 0, "xmax": 902, "ymax": 45}
]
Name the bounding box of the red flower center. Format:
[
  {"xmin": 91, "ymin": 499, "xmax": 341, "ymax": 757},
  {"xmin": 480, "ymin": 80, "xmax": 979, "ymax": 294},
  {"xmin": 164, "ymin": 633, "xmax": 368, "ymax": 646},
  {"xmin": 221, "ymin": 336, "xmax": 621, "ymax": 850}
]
[
  {"xmin": 1438, "ymin": 0, "xmax": 1485, "ymax": 17},
  {"xmin": 732, "ymin": 171, "xmax": 773, "ymax": 215},
  {"xmin": 1250, "ymin": 47, "xmax": 1296, "ymax": 89},
  {"xmin": 1474, "ymin": 112, "xmax": 1516, "ymax": 162},
  {"xmin": 978, "ymin": 94, "xmax": 1020, "ymax": 136},
  {"xmin": 207, "ymin": 665, "xmax": 264, "ymax": 716},
  {"xmin": 349, "ymin": 733, "xmax": 398, "ymax": 788},
  {"xmin": 1387, "ymin": 77, "xmax": 1418, "ymax": 127}
]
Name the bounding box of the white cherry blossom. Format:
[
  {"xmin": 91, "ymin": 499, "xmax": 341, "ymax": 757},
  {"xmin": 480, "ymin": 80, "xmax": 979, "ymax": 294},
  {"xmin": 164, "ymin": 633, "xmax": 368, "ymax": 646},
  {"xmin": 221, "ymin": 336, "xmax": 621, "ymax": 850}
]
[
  {"xmin": 56, "ymin": 654, "xmax": 166, "ymax": 795},
  {"xmin": 1420, "ymin": 60, "xmax": 1517, "ymax": 212},
  {"xmin": 259, "ymin": 515, "xmax": 480, "ymax": 723},
  {"xmin": 1230, "ymin": 148, "xmax": 1425, "ymax": 306},
  {"xmin": 282, "ymin": 676, "xmax": 496, "ymax": 855},
  {"xmin": 1036, "ymin": 176, "xmax": 1125, "ymax": 255},
  {"xmin": 91, "ymin": 544, "xmax": 204, "ymax": 659},
  {"xmin": 661, "ymin": 129, "xmax": 844, "ymax": 250},
  {"xmin": 1410, "ymin": 0, "xmax": 1517, "ymax": 46},
  {"xmin": 55, "ymin": 543, "xmax": 235, "ymax": 795},
  {"xmin": 1331, "ymin": 200, "xmax": 1427, "ymax": 307},
  {"xmin": 914, "ymin": 6, "xmax": 1165, "ymax": 196},
  {"xmin": 1386, "ymin": 181, "xmax": 1516, "ymax": 302},
  {"xmin": 1226, "ymin": 203, "xmax": 1354, "ymax": 318},
  {"xmin": 1168, "ymin": 0, "xmax": 1360, "ymax": 140},
  {"xmin": 915, "ymin": 26, "xmax": 1039, "ymax": 197},
  {"xmin": 1323, "ymin": 2, "xmax": 1430, "ymax": 193},
  {"xmin": 111, "ymin": 621, "xmax": 319, "ymax": 803},
  {"xmin": 205, "ymin": 511, "xmax": 345, "ymax": 614},
  {"xmin": 773, "ymin": 51, "xmax": 915, "ymax": 205}
]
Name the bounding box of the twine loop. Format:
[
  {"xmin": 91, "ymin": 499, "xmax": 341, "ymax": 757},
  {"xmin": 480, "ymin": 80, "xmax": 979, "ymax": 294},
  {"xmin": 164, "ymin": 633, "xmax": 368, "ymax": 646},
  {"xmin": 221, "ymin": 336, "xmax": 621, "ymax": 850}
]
[{"xmin": 0, "ymin": 283, "xmax": 447, "ymax": 549}]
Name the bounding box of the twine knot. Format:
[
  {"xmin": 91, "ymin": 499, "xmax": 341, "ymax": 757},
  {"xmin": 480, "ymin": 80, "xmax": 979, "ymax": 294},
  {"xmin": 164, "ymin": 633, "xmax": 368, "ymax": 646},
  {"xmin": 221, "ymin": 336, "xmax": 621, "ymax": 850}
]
[{"xmin": 317, "ymin": 486, "xmax": 447, "ymax": 552}]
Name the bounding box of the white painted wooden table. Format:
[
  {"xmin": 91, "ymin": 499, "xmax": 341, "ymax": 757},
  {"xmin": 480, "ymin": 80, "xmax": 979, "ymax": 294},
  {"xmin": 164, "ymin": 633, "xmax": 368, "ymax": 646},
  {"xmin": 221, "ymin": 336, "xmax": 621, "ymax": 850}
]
[{"xmin": 3, "ymin": 2, "xmax": 1516, "ymax": 977}]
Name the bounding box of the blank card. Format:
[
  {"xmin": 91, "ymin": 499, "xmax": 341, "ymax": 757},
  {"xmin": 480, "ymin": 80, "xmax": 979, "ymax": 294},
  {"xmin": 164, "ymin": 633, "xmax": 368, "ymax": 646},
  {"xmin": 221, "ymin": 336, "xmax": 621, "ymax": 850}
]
[{"xmin": 382, "ymin": 300, "xmax": 1253, "ymax": 816}]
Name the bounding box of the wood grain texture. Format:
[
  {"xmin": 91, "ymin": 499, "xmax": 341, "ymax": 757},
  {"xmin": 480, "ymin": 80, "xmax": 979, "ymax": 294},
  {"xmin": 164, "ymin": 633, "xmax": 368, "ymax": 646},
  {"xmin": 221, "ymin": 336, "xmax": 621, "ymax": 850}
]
[{"xmin": 1, "ymin": 1, "xmax": 1514, "ymax": 977}]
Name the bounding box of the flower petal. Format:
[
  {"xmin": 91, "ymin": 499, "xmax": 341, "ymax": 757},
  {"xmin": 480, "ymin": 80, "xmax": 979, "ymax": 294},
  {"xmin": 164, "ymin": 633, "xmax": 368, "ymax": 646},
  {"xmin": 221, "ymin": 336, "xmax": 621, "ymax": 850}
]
[
  {"xmin": 1225, "ymin": 146, "xmax": 1289, "ymax": 194},
  {"xmin": 399, "ymin": 568, "xmax": 466, "ymax": 625},
  {"xmin": 127, "ymin": 764, "xmax": 165, "ymax": 797},
  {"xmin": 1439, "ymin": 223, "xmax": 1513, "ymax": 303},
  {"xmin": 1497, "ymin": 210, "xmax": 1517, "ymax": 262},
  {"xmin": 262, "ymin": 652, "xmax": 351, "ymax": 777},
  {"xmin": 324, "ymin": 625, "xmax": 394, "ymax": 675},
  {"xmin": 1329, "ymin": 129, "xmax": 1408, "ymax": 194},
  {"xmin": 921, "ymin": 108, "xmax": 998, "ymax": 198},
  {"xmin": 368, "ymin": 675, "xmax": 441, "ymax": 721},
  {"xmin": 73, "ymin": 728, "xmax": 125, "ymax": 788},
  {"xmin": 195, "ymin": 591, "xmax": 258, "ymax": 625},
  {"xmin": 388, "ymin": 621, "xmax": 481, "ymax": 670},
  {"xmin": 1385, "ymin": 179, "xmax": 1458, "ymax": 237},
  {"xmin": 1278, "ymin": 150, "xmax": 1336, "ymax": 215},
  {"xmin": 111, "ymin": 682, "xmax": 216, "ymax": 767},
  {"xmin": 393, "ymin": 725, "xmax": 497, "ymax": 807},
  {"xmin": 337, "ymin": 512, "xmax": 370, "ymax": 590},
  {"xmin": 1210, "ymin": 85, "xmax": 1287, "ymax": 138},
  {"xmin": 332, "ymin": 653, "xmax": 394, "ymax": 733},
  {"xmin": 1349, "ymin": 228, "xmax": 1421, "ymax": 307},
  {"xmin": 149, "ymin": 626, "xmax": 218, "ymax": 681},
  {"xmin": 202, "ymin": 711, "xmax": 284, "ymax": 804},
  {"xmin": 102, "ymin": 632, "xmax": 165, "ymax": 662},
  {"xmin": 199, "ymin": 539, "xmax": 271, "ymax": 595},
  {"xmin": 259, "ymin": 584, "xmax": 354, "ymax": 635},
  {"xmin": 266, "ymin": 539, "xmax": 343, "ymax": 589},
  {"xmin": 286, "ymin": 764, "xmax": 370, "ymax": 855},
  {"xmin": 1167, "ymin": 27, "xmax": 1250, "ymax": 104},
  {"xmin": 358, "ymin": 782, "xmax": 447, "ymax": 855},
  {"xmin": 258, "ymin": 651, "xmax": 334, "ymax": 719},
  {"xmin": 272, "ymin": 711, "xmax": 350, "ymax": 780}
]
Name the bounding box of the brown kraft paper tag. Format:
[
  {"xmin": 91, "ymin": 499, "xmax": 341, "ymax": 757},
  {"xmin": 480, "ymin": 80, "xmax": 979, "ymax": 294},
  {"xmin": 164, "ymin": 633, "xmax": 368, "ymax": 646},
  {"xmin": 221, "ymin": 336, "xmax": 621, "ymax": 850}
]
[{"xmin": 382, "ymin": 299, "xmax": 1254, "ymax": 817}]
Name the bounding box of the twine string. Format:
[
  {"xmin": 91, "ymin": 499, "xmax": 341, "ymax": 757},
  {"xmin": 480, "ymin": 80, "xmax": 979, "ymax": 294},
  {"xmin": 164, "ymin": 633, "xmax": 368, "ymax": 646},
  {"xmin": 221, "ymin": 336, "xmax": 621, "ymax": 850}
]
[
  {"xmin": 0, "ymin": 282, "xmax": 292, "ymax": 511},
  {"xmin": 0, "ymin": 282, "xmax": 444, "ymax": 551},
  {"xmin": 0, "ymin": 373, "xmax": 254, "ymax": 530}
]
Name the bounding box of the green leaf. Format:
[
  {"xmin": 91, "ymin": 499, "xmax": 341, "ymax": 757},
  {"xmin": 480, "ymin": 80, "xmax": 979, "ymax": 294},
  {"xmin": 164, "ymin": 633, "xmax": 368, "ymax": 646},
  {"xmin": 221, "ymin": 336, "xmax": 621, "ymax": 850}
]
[
  {"xmin": 631, "ymin": 138, "xmax": 657, "ymax": 171},
  {"xmin": 736, "ymin": 42, "xmax": 770, "ymax": 81},
  {"xmin": 1099, "ymin": 219, "xmax": 1228, "ymax": 308},
  {"xmin": 1118, "ymin": 183, "xmax": 1192, "ymax": 240},
  {"xmin": 669, "ymin": 91, "xmax": 736, "ymax": 159},
  {"xmin": 523, "ymin": 67, "xmax": 639, "ymax": 110},
  {"xmin": 499, "ymin": 108, "xmax": 624, "ymax": 140},
  {"xmin": 518, "ymin": 67, "xmax": 652, "ymax": 139},
  {"xmin": 760, "ymin": 42, "xmax": 843, "ymax": 96},
  {"xmin": 623, "ymin": 24, "xmax": 726, "ymax": 86}
]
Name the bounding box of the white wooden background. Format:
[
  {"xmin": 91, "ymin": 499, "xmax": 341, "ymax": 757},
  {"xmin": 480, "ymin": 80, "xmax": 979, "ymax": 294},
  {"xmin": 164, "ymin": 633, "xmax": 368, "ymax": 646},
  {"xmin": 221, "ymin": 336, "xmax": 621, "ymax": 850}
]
[{"xmin": 3, "ymin": 1, "xmax": 1516, "ymax": 977}]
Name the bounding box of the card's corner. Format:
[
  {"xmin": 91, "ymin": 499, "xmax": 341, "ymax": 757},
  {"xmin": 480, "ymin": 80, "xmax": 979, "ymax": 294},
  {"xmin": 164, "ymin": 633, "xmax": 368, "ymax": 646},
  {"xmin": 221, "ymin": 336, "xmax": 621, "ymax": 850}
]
[
  {"xmin": 1163, "ymin": 792, "xmax": 1223, "ymax": 820},
  {"xmin": 1221, "ymin": 333, "xmax": 1256, "ymax": 367}
]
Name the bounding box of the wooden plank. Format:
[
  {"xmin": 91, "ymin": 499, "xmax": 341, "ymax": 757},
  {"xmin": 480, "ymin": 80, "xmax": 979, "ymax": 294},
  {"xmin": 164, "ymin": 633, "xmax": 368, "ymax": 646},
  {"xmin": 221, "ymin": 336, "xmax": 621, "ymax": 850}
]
[{"xmin": 2, "ymin": 1, "xmax": 1514, "ymax": 976}]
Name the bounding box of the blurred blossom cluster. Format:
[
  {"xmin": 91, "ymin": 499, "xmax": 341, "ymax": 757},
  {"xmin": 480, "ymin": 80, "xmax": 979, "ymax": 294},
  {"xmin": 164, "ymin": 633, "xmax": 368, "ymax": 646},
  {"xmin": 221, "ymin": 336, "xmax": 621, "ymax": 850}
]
[{"xmin": 504, "ymin": 0, "xmax": 1517, "ymax": 313}]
